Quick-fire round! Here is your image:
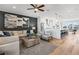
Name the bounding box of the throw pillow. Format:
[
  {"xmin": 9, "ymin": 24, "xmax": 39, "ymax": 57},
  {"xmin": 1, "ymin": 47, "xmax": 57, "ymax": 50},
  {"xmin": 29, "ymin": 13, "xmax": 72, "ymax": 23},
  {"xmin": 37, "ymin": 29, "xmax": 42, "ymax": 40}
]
[{"xmin": 3, "ymin": 31, "xmax": 10, "ymax": 36}]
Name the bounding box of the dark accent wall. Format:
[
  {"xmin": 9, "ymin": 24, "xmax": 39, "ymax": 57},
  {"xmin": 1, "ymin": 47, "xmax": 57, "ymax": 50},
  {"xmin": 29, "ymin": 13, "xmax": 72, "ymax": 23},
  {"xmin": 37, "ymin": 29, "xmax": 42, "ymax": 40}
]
[
  {"xmin": 0, "ymin": 11, "xmax": 37, "ymax": 33},
  {"xmin": 0, "ymin": 11, "xmax": 4, "ymax": 30}
]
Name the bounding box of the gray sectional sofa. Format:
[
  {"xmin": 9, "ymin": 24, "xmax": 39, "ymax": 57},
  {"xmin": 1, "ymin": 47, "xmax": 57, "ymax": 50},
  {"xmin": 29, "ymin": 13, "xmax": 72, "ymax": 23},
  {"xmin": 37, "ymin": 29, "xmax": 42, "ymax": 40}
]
[{"xmin": 0, "ymin": 36, "xmax": 19, "ymax": 55}]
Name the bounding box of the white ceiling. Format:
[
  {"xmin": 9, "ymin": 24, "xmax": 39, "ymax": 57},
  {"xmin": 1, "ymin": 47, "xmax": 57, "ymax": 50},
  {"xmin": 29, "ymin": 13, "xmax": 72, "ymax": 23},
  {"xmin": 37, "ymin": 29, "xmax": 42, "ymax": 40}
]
[{"xmin": 0, "ymin": 4, "xmax": 79, "ymax": 19}]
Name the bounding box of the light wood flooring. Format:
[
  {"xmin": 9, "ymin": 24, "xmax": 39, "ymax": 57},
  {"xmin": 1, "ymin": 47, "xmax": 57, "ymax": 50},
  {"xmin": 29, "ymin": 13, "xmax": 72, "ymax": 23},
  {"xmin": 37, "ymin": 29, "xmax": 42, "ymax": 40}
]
[{"xmin": 50, "ymin": 31, "xmax": 79, "ymax": 55}]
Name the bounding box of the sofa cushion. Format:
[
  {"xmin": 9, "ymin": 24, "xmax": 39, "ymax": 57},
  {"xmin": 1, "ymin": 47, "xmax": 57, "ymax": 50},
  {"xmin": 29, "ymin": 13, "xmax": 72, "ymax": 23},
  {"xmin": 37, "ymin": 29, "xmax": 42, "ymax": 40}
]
[
  {"xmin": 0, "ymin": 31, "xmax": 5, "ymax": 37},
  {"xmin": 3, "ymin": 31, "xmax": 11, "ymax": 36},
  {"xmin": 0, "ymin": 31, "xmax": 4, "ymax": 35}
]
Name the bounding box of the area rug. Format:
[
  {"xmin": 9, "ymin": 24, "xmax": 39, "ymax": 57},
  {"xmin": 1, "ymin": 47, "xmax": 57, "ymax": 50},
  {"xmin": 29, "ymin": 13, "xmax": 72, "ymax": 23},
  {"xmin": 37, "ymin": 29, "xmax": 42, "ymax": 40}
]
[{"xmin": 20, "ymin": 40, "xmax": 57, "ymax": 55}]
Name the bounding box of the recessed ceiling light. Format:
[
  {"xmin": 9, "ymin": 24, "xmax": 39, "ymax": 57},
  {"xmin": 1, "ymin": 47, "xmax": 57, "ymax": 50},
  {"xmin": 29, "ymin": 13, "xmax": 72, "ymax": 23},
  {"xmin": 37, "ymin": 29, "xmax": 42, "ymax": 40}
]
[{"xmin": 12, "ymin": 6, "xmax": 16, "ymax": 9}]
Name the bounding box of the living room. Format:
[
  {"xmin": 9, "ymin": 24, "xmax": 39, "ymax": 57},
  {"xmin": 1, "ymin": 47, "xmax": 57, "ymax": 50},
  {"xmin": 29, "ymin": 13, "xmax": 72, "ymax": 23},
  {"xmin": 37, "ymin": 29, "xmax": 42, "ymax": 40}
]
[{"xmin": 0, "ymin": 4, "xmax": 79, "ymax": 55}]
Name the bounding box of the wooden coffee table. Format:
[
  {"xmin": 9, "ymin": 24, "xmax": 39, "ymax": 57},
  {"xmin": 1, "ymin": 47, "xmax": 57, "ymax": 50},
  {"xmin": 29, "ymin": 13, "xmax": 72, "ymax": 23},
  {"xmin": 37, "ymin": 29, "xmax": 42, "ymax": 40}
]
[{"xmin": 19, "ymin": 36, "xmax": 40, "ymax": 48}]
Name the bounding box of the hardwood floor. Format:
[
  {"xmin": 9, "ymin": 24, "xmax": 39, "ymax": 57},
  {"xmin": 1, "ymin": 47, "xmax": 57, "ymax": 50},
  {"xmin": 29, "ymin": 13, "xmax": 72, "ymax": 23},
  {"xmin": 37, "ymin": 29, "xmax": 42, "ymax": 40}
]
[
  {"xmin": 49, "ymin": 38, "xmax": 65, "ymax": 46},
  {"xmin": 50, "ymin": 31, "xmax": 79, "ymax": 55}
]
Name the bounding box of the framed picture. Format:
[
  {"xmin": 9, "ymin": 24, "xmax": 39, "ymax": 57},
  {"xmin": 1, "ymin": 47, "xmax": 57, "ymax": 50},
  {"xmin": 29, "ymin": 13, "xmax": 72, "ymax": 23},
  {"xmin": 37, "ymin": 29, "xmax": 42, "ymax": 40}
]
[
  {"xmin": 46, "ymin": 19, "xmax": 49, "ymax": 25},
  {"xmin": 4, "ymin": 14, "xmax": 18, "ymax": 28},
  {"xmin": 41, "ymin": 23, "xmax": 44, "ymax": 32},
  {"xmin": 4, "ymin": 14, "xmax": 29, "ymax": 29}
]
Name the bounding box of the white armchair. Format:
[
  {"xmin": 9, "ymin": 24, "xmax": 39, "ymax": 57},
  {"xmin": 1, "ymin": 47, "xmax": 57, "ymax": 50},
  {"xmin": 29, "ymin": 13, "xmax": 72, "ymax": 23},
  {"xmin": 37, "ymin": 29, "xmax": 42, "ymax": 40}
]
[{"xmin": 41, "ymin": 30, "xmax": 53, "ymax": 41}]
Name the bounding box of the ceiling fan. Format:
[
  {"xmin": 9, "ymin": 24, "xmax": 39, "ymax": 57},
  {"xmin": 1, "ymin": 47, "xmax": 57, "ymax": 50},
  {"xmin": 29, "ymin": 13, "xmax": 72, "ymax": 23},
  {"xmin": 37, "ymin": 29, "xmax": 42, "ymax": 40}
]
[{"xmin": 27, "ymin": 4, "xmax": 45, "ymax": 13}]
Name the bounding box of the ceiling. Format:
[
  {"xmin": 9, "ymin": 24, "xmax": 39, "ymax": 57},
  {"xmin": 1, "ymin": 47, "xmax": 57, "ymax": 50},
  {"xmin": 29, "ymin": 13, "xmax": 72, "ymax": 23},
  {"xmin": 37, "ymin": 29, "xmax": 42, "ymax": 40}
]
[{"xmin": 0, "ymin": 4, "xmax": 79, "ymax": 19}]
